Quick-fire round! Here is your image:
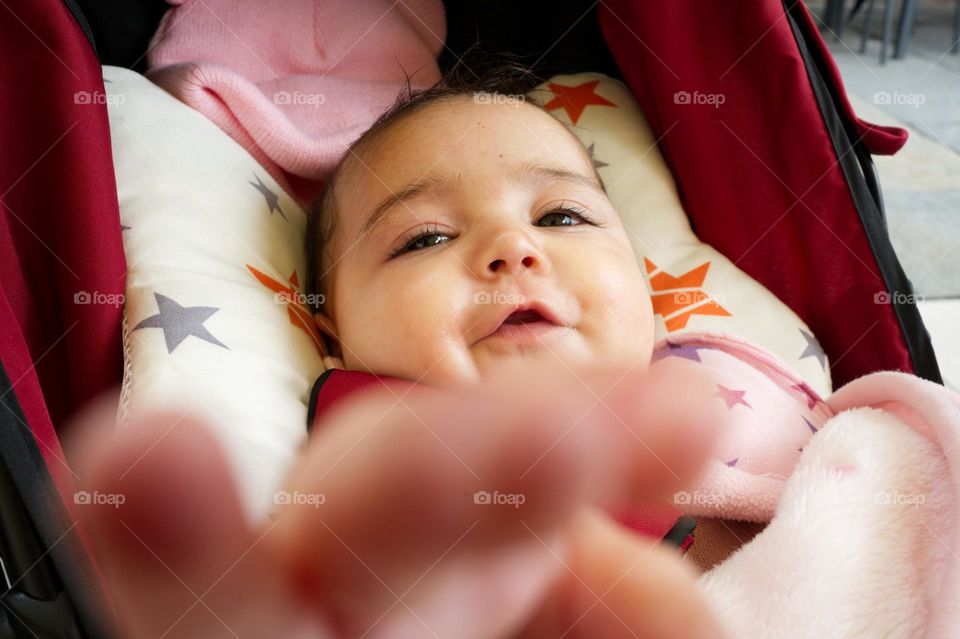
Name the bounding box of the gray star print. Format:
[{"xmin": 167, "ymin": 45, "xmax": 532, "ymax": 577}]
[
  {"xmin": 249, "ymin": 173, "xmax": 287, "ymax": 220},
  {"xmin": 799, "ymin": 328, "xmax": 826, "ymax": 370},
  {"xmin": 133, "ymin": 293, "xmax": 228, "ymax": 353},
  {"xmin": 586, "ymin": 142, "xmax": 609, "ymax": 170}
]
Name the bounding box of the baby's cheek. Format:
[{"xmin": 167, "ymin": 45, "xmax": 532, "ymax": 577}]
[
  {"xmin": 590, "ymin": 256, "xmax": 651, "ymax": 345},
  {"xmin": 373, "ymin": 277, "xmax": 471, "ymax": 379}
]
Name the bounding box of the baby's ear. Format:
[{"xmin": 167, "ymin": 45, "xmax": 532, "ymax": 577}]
[
  {"xmin": 313, "ymin": 312, "xmax": 345, "ymax": 370},
  {"xmin": 313, "ymin": 312, "xmax": 338, "ymax": 340}
]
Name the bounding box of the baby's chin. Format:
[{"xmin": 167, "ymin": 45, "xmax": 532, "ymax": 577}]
[
  {"xmin": 394, "ymin": 345, "xmax": 576, "ymax": 390},
  {"xmin": 368, "ymin": 335, "xmax": 653, "ymax": 389},
  {"xmin": 468, "ymin": 341, "xmax": 651, "ymax": 384}
]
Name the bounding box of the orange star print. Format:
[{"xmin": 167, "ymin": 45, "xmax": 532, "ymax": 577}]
[
  {"xmin": 544, "ymin": 80, "xmax": 616, "ymax": 125},
  {"xmin": 246, "ymin": 265, "xmax": 325, "ymax": 354},
  {"xmin": 645, "ymin": 258, "xmax": 731, "ymax": 331}
]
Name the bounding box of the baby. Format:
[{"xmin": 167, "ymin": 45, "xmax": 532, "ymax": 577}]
[
  {"xmin": 292, "ymin": 70, "xmax": 744, "ymax": 636},
  {"xmin": 75, "ymin": 70, "xmax": 728, "ymax": 639},
  {"xmin": 301, "ymin": 63, "xmax": 757, "ymax": 563},
  {"xmin": 305, "ymin": 72, "xmax": 655, "ymax": 386}
]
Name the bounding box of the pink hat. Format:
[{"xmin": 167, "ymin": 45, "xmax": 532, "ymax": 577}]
[{"xmin": 147, "ymin": 0, "xmax": 446, "ymax": 205}]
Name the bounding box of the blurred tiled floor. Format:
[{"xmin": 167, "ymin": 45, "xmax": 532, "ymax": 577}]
[
  {"xmin": 918, "ymin": 299, "xmax": 959, "ymax": 389},
  {"xmin": 808, "ymin": 2, "xmax": 958, "ymax": 386}
]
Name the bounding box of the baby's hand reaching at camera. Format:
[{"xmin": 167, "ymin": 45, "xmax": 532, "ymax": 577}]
[{"xmin": 69, "ymin": 365, "xmax": 725, "ymax": 639}]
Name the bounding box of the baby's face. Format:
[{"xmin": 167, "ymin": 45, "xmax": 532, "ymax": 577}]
[{"xmin": 319, "ymin": 95, "xmax": 654, "ymax": 386}]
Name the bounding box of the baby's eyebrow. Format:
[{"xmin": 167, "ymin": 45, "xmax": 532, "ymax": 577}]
[
  {"xmin": 360, "ymin": 162, "xmax": 605, "ymax": 236},
  {"xmin": 361, "ymin": 174, "xmax": 450, "ymax": 235},
  {"xmin": 525, "ymin": 164, "xmax": 606, "ymax": 197}
]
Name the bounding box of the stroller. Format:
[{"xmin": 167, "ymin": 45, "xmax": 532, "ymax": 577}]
[{"xmin": 0, "ymin": 0, "xmax": 942, "ymax": 636}]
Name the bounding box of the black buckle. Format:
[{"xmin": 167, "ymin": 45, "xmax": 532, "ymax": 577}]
[{"xmin": 0, "ymin": 588, "xmax": 81, "ymax": 639}]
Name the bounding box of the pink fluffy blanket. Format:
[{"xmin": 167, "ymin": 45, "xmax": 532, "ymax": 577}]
[{"xmin": 661, "ymin": 331, "xmax": 959, "ymax": 637}]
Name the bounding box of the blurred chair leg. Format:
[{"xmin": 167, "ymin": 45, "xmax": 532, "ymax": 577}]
[
  {"xmin": 823, "ymin": 0, "xmax": 843, "ymax": 38},
  {"xmin": 860, "ymin": 0, "xmax": 876, "ymax": 53},
  {"xmin": 822, "ymin": 0, "xmax": 834, "ymax": 31},
  {"xmin": 849, "ymin": 0, "xmax": 868, "ymax": 18},
  {"xmin": 881, "ymin": 0, "xmax": 895, "ymax": 64},
  {"xmin": 894, "ymin": 0, "xmax": 918, "ymax": 59},
  {"xmin": 952, "ymin": 0, "xmax": 959, "ymax": 54}
]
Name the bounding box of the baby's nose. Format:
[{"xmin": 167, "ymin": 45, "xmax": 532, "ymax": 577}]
[
  {"xmin": 488, "ymin": 254, "xmax": 538, "ymax": 273},
  {"xmin": 483, "ymin": 230, "xmax": 546, "ymax": 275}
]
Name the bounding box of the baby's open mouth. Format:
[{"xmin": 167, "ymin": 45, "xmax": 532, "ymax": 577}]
[
  {"xmin": 501, "ymin": 309, "xmax": 548, "ymax": 324},
  {"xmin": 477, "ymin": 302, "xmax": 571, "ymax": 347}
]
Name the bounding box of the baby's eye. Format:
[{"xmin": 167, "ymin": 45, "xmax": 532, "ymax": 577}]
[
  {"xmin": 536, "ymin": 205, "xmax": 599, "ymax": 227},
  {"xmin": 405, "ymin": 233, "xmax": 450, "ymax": 251},
  {"xmin": 391, "ymin": 229, "xmax": 451, "ymax": 257}
]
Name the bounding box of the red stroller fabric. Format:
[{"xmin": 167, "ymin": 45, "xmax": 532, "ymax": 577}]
[
  {"xmin": 1, "ymin": 0, "xmax": 125, "ymax": 453},
  {"xmin": 599, "ymin": 0, "xmax": 933, "ymax": 387},
  {"xmin": 1, "ymin": 0, "xmax": 124, "ymax": 632}
]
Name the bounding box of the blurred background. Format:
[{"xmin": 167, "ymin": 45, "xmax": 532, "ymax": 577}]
[{"xmin": 808, "ymin": 0, "xmax": 959, "ymax": 388}]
